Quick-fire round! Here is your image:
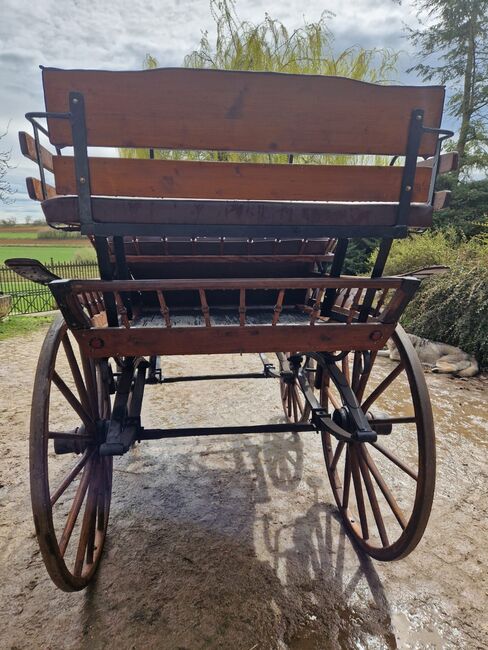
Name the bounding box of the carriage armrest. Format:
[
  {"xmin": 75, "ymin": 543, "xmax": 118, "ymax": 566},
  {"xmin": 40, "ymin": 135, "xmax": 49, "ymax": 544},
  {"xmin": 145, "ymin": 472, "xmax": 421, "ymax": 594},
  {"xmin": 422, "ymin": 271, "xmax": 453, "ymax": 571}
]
[
  {"xmin": 417, "ymin": 152, "xmax": 458, "ymax": 174},
  {"xmin": 4, "ymin": 258, "xmax": 61, "ymax": 285},
  {"xmin": 19, "ymin": 131, "xmax": 54, "ymax": 172}
]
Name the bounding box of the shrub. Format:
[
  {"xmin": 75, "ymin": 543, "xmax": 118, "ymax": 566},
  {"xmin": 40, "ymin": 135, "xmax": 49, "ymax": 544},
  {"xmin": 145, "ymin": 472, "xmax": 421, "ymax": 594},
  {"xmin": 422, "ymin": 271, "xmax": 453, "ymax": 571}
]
[
  {"xmin": 381, "ymin": 230, "xmax": 458, "ymax": 276},
  {"xmin": 400, "ymin": 236, "xmax": 488, "ymax": 369},
  {"xmin": 37, "ymin": 229, "xmax": 83, "ymax": 239}
]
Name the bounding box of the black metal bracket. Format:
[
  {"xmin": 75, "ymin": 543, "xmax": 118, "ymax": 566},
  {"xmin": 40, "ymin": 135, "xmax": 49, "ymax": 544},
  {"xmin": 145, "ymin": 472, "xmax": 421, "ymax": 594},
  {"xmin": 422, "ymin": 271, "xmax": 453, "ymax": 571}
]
[
  {"xmin": 25, "ymin": 111, "xmax": 70, "ymax": 200},
  {"xmin": 297, "ymin": 353, "xmax": 377, "ymax": 444}
]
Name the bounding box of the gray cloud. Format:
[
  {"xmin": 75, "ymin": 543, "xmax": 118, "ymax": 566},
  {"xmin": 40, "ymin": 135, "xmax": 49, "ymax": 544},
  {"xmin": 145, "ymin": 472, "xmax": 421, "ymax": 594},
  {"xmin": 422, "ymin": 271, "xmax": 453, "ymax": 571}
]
[{"xmin": 1, "ymin": 0, "xmax": 450, "ymax": 222}]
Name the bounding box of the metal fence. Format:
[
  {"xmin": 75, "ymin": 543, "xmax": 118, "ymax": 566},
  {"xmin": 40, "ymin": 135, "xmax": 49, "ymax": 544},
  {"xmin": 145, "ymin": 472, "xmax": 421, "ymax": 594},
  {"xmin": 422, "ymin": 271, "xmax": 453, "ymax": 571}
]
[{"xmin": 0, "ymin": 260, "xmax": 99, "ymax": 315}]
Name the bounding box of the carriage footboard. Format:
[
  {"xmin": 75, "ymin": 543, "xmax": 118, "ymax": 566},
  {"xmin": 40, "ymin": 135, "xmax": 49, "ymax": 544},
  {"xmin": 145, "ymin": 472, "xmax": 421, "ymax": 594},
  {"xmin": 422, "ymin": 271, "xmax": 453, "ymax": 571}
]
[{"xmin": 48, "ymin": 276, "xmax": 420, "ymax": 357}]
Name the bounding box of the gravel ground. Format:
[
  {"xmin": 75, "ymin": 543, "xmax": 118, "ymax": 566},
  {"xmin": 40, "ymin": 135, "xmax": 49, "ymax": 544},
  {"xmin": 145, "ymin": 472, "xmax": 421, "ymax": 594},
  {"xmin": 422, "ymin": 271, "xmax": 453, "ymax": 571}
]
[{"xmin": 0, "ymin": 326, "xmax": 487, "ymax": 649}]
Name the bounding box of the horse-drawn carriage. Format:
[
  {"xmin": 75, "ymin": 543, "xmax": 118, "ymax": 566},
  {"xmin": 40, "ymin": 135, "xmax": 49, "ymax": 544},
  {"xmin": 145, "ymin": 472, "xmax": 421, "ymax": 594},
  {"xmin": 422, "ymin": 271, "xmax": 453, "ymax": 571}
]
[{"xmin": 9, "ymin": 67, "xmax": 455, "ymax": 590}]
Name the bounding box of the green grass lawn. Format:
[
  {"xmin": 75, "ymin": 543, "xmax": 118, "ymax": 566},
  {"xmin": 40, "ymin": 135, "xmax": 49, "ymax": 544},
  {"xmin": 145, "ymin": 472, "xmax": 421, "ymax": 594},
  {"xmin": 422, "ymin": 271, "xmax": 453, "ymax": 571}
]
[
  {"xmin": 0, "ymin": 245, "xmax": 96, "ymax": 264},
  {"xmin": 0, "ymin": 315, "xmax": 53, "ymax": 340}
]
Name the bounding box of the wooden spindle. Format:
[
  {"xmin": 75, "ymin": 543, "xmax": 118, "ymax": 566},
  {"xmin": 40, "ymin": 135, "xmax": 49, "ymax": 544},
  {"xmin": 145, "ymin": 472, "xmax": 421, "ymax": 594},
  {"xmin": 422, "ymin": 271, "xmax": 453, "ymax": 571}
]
[
  {"xmin": 157, "ymin": 290, "xmax": 171, "ymax": 328},
  {"xmin": 309, "ymin": 289, "xmax": 325, "ymax": 325},
  {"xmin": 199, "ymin": 289, "xmax": 211, "ymax": 327},
  {"xmin": 114, "ymin": 292, "xmax": 129, "ymax": 328},
  {"xmin": 239, "ymin": 288, "xmax": 246, "ymax": 326},
  {"xmin": 272, "ymin": 289, "xmax": 285, "ymax": 325},
  {"xmin": 373, "ymin": 288, "xmax": 390, "ymax": 317},
  {"xmin": 347, "ymin": 288, "xmax": 364, "ymax": 324}
]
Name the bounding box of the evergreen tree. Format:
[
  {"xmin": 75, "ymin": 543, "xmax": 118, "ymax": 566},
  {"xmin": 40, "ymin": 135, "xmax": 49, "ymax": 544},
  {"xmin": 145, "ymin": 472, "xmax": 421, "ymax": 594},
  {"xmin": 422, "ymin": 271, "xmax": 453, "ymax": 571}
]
[{"xmin": 407, "ymin": 0, "xmax": 488, "ymax": 176}]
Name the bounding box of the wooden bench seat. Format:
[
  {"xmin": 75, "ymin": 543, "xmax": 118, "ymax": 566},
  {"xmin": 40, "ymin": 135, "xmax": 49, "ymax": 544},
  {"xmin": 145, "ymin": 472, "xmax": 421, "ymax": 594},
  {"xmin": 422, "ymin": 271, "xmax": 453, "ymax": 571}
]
[{"xmin": 41, "ymin": 196, "xmax": 433, "ymax": 230}]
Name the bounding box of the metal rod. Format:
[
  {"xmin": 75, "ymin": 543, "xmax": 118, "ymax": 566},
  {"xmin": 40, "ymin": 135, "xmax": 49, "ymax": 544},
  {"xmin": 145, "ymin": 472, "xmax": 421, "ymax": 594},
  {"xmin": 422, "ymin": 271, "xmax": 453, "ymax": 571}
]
[
  {"xmin": 139, "ymin": 423, "xmax": 316, "ymax": 440},
  {"xmin": 159, "ymin": 372, "xmax": 272, "ymax": 383}
]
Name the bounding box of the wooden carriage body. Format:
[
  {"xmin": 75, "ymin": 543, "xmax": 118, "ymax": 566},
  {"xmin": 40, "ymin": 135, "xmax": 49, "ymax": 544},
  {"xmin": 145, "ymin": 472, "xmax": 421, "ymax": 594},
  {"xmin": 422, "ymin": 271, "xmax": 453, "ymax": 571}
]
[{"xmin": 11, "ymin": 66, "xmax": 456, "ymax": 590}]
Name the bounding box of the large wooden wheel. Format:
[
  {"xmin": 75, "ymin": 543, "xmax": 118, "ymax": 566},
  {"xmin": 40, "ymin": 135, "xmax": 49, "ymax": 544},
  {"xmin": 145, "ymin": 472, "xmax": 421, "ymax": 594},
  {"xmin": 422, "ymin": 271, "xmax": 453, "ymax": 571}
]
[
  {"xmin": 318, "ymin": 325, "xmax": 436, "ymax": 560},
  {"xmin": 30, "ymin": 315, "xmax": 113, "ymax": 591}
]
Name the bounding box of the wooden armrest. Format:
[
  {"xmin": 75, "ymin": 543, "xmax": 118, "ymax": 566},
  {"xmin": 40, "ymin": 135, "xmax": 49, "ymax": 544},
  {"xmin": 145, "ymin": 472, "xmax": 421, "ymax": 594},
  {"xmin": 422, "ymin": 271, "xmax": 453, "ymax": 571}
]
[
  {"xmin": 417, "ymin": 152, "xmax": 458, "ymax": 174},
  {"xmin": 19, "ymin": 131, "xmax": 54, "ymax": 173},
  {"xmin": 26, "ymin": 177, "xmax": 57, "ymax": 201},
  {"xmin": 433, "ymin": 190, "xmax": 451, "ymax": 210}
]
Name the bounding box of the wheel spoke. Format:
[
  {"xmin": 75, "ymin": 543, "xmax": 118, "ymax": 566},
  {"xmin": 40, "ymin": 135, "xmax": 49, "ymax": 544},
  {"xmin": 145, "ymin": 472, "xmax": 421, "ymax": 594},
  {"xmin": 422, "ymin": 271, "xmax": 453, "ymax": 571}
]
[
  {"xmin": 82, "ymin": 357, "xmax": 99, "ymax": 420},
  {"xmin": 61, "ymin": 334, "xmax": 91, "ymax": 416},
  {"xmin": 295, "ymin": 386, "xmax": 305, "ymax": 415},
  {"xmin": 362, "ymin": 445, "xmax": 407, "ymax": 529},
  {"xmin": 370, "ymin": 441, "xmax": 418, "ymax": 481},
  {"xmin": 350, "ymin": 446, "xmax": 369, "ymax": 540},
  {"xmin": 342, "ymin": 447, "xmax": 351, "ymax": 509},
  {"xmin": 355, "ymin": 351, "xmax": 378, "ymax": 403},
  {"xmin": 362, "ymin": 362, "xmax": 405, "ymax": 412},
  {"xmin": 291, "ymin": 387, "xmax": 299, "ymax": 422},
  {"xmin": 330, "ymin": 441, "xmax": 345, "ymax": 474},
  {"xmin": 357, "ymin": 448, "xmax": 389, "ymax": 547},
  {"xmin": 74, "ymin": 459, "xmax": 99, "ymax": 576},
  {"xmin": 50, "ymin": 447, "xmax": 95, "ymax": 506},
  {"xmin": 351, "ymin": 351, "xmax": 362, "ymax": 393},
  {"xmin": 326, "ymin": 386, "xmax": 341, "ymax": 411},
  {"xmin": 52, "ymin": 371, "xmax": 94, "ymax": 429},
  {"xmin": 58, "ymin": 458, "xmax": 94, "ymax": 557}
]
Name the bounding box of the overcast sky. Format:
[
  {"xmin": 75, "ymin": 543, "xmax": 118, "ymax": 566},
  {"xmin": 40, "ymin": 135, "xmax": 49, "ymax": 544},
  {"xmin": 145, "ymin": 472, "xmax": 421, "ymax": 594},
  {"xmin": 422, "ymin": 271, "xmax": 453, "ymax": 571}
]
[{"xmin": 1, "ymin": 0, "xmax": 443, "ymax": 222}]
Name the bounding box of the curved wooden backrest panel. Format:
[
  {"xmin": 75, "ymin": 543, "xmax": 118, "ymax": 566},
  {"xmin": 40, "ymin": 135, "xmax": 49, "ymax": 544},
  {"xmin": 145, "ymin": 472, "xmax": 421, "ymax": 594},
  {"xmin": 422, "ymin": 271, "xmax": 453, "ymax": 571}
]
[
  {"xmin": 52, "ymin": 156, "xmax": 432, "ymax": 202},
  {"xmin": 42, "ymin": 67, "xmax": 445, "ymax": 156}
]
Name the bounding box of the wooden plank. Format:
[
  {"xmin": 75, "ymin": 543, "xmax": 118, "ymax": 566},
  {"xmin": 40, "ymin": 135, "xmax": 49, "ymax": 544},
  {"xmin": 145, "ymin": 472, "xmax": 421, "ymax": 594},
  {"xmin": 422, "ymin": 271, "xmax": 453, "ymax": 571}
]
[
  {"xmin": 41, "ymin": 196, "xmax": 433, "ymax": 228},
  {"xmin": 73, "ymin": 322, "xmax": 396, "ymax": 357},
  {"xmin": 113, "ymin": 254, "xmax": 335, "ymax": 264},
  {"xmin": 43, "ymin": 67, "xmax": 444, "ymax": 156},
  {"xmin": 69, "ymin": 276, "xmax": 405, "ymax": 293},
  {"xmin": 433, "ymin": 190, "xmax": 451, "ymax": 210},
  {"xmin": 26, "ymin": 177, "xmax": 57, "ymax": 201},
  {"xmin": 19, "ymin": 132, "xmax": 55, "ymax": 172},
  {"xmin": 417, "ymin": 152, "xmax": 458, "ymax": 174},
  {"xmin": 52, "ymin": 157, "xmax": 432, "ymax": 203}
]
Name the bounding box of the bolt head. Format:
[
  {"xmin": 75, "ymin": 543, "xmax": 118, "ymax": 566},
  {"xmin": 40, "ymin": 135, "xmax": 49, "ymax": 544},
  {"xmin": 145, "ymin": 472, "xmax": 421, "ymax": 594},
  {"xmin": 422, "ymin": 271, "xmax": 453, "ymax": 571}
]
[
  {"xmin": 416, "ymin": 114, "xmax": 422, "ymax": 120},
  {"xmin": 405, "ymin": 185, "xmax": 412, "ymax": 192},
  {"xmin": 79, "ymin": 177, "xmax": 86, "ymax": 184},
  {"xmin": 72, "ymin": 97, "xmax": 78, "ymax": 104}
]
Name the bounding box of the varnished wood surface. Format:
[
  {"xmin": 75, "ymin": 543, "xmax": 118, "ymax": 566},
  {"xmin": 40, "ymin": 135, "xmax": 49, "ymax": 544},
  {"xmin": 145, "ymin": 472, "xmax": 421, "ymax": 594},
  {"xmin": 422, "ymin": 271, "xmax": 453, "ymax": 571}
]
[
  {"xmin": 417, "ymin": 152, "xmax": 458, "ymax": 174},
  {"xmin": 19, "ymin": 132, "xmax": 54, "ymax": 172},
  {"xmin": 115, "ymin": 254, "xmax": 334, "ymax": 264},
  {"xmin": 43, "ymin": 67, "xmax": 444, "ymax": 156},
  {"xmin": 41, "ymin": 196, "xmax": 433, "ymax": 228},
  {"xmin": 73, "ymin": 322, "xmax": 396, "ymax": 357},
  {"xmin": 52, "ymin": 157, "xmax": 432, "ymax": 203},
  {"xmin": 26, "ymin": 177, "xmax": 57, "ymax": 201},
  {"xmin": 68, "ymin": 276, "xmax": 406, "ymax": 293}
]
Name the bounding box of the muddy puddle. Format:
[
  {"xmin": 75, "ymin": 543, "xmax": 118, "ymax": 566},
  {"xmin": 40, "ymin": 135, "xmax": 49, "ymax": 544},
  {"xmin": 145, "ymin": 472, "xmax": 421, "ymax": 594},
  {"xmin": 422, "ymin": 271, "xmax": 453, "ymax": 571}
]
[{"xmin": 0, "ymin": 327, "xmax": 487, "ymax": 649}]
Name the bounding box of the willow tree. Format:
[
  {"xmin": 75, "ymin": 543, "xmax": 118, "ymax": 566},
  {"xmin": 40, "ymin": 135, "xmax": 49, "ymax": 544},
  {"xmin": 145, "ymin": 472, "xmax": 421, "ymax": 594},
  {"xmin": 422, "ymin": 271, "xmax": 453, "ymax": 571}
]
[{"xmin": 123, "ymin": 1, "xmax": 398, "ymax": 163}]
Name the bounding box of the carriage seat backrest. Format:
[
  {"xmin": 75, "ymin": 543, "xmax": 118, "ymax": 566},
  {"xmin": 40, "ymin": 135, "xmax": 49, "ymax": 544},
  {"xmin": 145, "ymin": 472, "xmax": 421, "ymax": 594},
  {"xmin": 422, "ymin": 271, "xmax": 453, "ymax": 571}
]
[{"xmin": 21, "ymin": 67, "xmax": 451, "ymax": 235}]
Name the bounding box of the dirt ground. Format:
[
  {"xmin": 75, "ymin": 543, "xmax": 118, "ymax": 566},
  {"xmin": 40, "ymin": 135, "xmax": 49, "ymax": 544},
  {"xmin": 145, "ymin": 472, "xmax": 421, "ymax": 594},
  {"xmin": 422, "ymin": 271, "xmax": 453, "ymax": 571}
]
[{"xmin": 0, "ymin": 326, "xmax": 487, "ymax": 649}]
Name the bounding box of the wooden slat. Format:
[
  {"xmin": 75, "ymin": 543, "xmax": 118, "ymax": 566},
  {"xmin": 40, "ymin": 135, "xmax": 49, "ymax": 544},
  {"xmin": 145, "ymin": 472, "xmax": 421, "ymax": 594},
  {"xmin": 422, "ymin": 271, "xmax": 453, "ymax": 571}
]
[
  {"xmin": 433, "ymin": 190, "xmax": 451, "ymax": 210},
  {"xmin": 417, "ymin": 152, "xmax": 458, "ymax": 174},
  {"xmin": 19, "ymin": 131, "xmax": 54, "ymax": 172},
  {"xmin": 41, "ymin": 196, "xmax": 434, "ymax": 229},
  {"xmin": 69, "ymin": 276, "xmax": 406, "ymax": 293},
  {"xmin": 114, "ymin": 254, "xmax": 335, "ymax": 264},
  {"xmin": 26, "ymin": 177, "xmax": 57, "ymax": 201},
  {"xmin": 73, "ymin": 322, "xmax": 396, "ymax": 358},
  {"xmin": 43, "ymin": 67, "xmax": 444, "ymax": 156},
  {"xmin": 53, "ymin": 157, "xmax": 432, "ymax": 203}
]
